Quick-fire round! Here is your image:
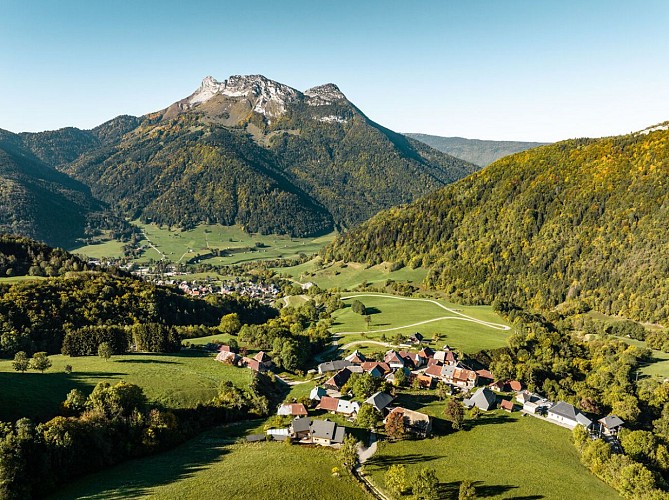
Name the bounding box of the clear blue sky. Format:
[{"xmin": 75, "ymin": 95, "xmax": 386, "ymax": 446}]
[{"xmin": 1, "ymin": 0, "xmax": 667, "ymax": 141}]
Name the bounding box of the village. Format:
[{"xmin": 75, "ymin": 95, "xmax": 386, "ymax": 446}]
[{"xmin": 211, "ymin": 334, "xmax": 626, "ymax": 453}]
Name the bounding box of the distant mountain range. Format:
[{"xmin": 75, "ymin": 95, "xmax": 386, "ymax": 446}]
[
  {"xmin": 0, "ymin": 75, "xmax": 478, "ymax": 244},
  {"xmin": 325, "ymin": 123, "xmax": 669, "ymax": 323},
  {"xmin": 404, "ymin": 133, "xmax": 548, "ymax": 166}
]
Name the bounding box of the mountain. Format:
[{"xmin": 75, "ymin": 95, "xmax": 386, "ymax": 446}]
[
  {"xmin": 62, "ymin": 75, "xmax": 478, "ymax": 236},
  {"xmin": 0, "ymin": 130, "xmax": 103, "ymax": 247},
  {"xmin": 324, "ymin": 123, "xmax": 669, "ymax": 324},
  {"xmin": 405, "ymin": 133, "xmax": 548, "ymax": 166}
]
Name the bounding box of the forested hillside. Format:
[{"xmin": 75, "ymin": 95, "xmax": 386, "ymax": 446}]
[
  {"xmin": 324, "ymin": 124, "xmax": 669, "ymax": 323},
  {"xmin": 0, "ymin": 131, "xmax": 102, "ymax": 246},
  {"xmin": 0, "ymin": 234, "xmax": 89, "ymax": 277}
]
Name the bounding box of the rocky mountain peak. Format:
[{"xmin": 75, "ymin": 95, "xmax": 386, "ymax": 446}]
[{"xmin": 305, "ymin": 83, "xmax": 346, "ymax": 105}]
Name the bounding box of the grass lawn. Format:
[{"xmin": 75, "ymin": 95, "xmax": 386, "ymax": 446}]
[
  {"xmin": 275, "ymin": 260, "xmax": 428, "ymax": 290},
  {"xmin": 615, "ymin": 337, "xmax": 669, "ymax": 379},
  {"xmin": 49, "ymin": 421, "xmax": 369, "ymax": 500},
  {"xmin": 0, "ymin": 350, "xmax": 253, "ymax": 422},
  {"xmin": 70, "ymin": 239, "xmax": 127, "ymax": 259},
  {"xmin": 365, "ymin": 393, "xmax": 615, "ymax": 499},
  {"xmin": 0, "ymin": 275, "xmax": 46, "ymax": 284},
  {"xmin": 330, "ymin": 293, "xmax": 512, "ymax": 354}
]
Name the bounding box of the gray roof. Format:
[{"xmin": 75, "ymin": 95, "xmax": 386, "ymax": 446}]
[
  {"xmin": 548, "ymin": 401, "xmax": 579, "ymax": 420},
  {"xmin": 291, "ymin": 417, "xmax": 312, "ymax": 433},
  {"xmin": 333, "ymin": 426, "xmax": 346, "ymax": 444},
  {"xmin": 246, "ymin": 433, "xmax": 266, "ymax": 442},
  {"xmin": 310, "ymin": 386, "xmax": 327, "ymax": 400},
  {"xmin": 318, "ymin": 360, "xmax": 353, "ymax": 373},
  {"xmin": 465, "ymin": 387, "xmax": 497, "ymax": 411},
  {"xmin": 599, "ymin": 415, "xmax": 625, "ymax": 428},
  {"xmin": 311, "ymin": 419, "xmax": 338, "ymax": 440},
  {"xmin": 576, "ymin": 413, "xmax": 593, "ymax": 428},
  {"xmin": 365, "ymin": 391, "xmax": 394, "ymax": 412}
]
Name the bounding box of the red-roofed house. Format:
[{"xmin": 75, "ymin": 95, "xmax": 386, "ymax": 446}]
[
  {"xmin": 317, "ymin": 396, "xmax": 340, "ymax": 412},
  {"xmin": 500, "ymin": 400, "xmax": 515, "ymax": 412},
  {"xmin": 277, "ymin": 403, "xmax": 308, "ymax": 416}
]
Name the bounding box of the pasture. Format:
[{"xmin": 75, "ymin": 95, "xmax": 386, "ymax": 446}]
[
  {"xmin": 0, "ymin": 350, "xmax": 253, "ymax": 422},
  {"xmin": 364, "ymin": 391, "xmax": 616, "ymax": 499},
  {"xmin": 71, "ymin": 221, "xmax": 337, "ymax": 265},
  {"xmin": 275, "ymin": 259, "xmax": 428, "ymax": 290},
  {"xmin": 49, "ymin": 421, "xmax": 368, "ymax": 500},
  {"xmin": 330, "ymin": 293, "xmax": 512, "ymax": 353}
]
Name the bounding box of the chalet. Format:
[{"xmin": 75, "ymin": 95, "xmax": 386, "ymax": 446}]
[
  {"xmin": 598, "ymin": 415, "xmax": 625, "ymax": 436},
  {"xmin": 290, "ymin": 417, "xmax": 312, "ymax": 440},
  {"xmin": 345, "ymin": 350, "xmax": 366, "ymax": 364},
  {"xmin": 489, "ymin": 380, "xmax": 506, "ymax": 392},
  {"xmin": 215, "ymin": 350, "xmax": 239, "ymax": 364},
  {"xmin": 424, "ymin": 364, "xmax": 444, "ymax": 379},
  {"xmin": 218, "ymin": 344, "xmax": 236, "ymax": 353},
  {"xmin": 309, "ymin": 386, "xmax": 327, "ymax": 401},
  {"xmin": 386, "ymin": 407, "xmax": 432, "ymax": 438},
  {"xmin": 277, "ymin": 403, "xmax": 308, "ymax": 417},
  {"xmin": 515, "ymin": 391, "xmax": 550, "ymax": 414},
  {"xmin": 508, "ymin": 380, "xmax": 523, "ymax": 392},
  {"xmin": 547, "ymin": 401, "xmax": 592, "ymax": 430},
  {"xmin": 399, "ymin": 351, "xmax": 426, "ymax": 369},
  {"xmin": 310, "ymin": 419, "xmax": 346, "ymax": 446},
  {"xmin": 500, "ymin": 399, "xmax": 515, "ymax": 412},
  {"xmin": 364, "ymin": 391, "xmax": 394, "ymax": 413},
  {"xmin": 434, "ymin": 349, "xmax": 458, "ymax": 365},
  {"xmin": 316, "ymin": 396, "xmax": 340, "ymax": 412},
  {"xmin": 475, "ymin": 369, "xmax": 494, "ymax": 383},
  {"xmin": 318, "ymin": 360, "xmax": 354, "ymax": 374},
  {"xmin": 464, "ymin": 387, "xmax": 497, "ymax": 411},
  {"xmin": 384, "ymin": 350, "xmax": 405, "ymax": 369}
]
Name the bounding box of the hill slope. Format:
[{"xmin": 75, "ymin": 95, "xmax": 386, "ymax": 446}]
[
  {"xmin": 0, "ymin": 130, "xmax": 102, "ymax": 246},
  {"xmin": 64, "ymin": 75, "xmax": 477, "ymax": 236},
  {"xmin": 405, "ymin": 133, "xmax": 548, "ymax": 166},
  {"xmin": 324, "ymin": 123, "xmax": 669, "ymax": 323}
]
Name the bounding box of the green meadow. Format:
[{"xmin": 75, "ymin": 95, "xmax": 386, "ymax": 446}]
[
  {"xmin": 330, "ymin": 293, "xmax": 512, "ymax": 353},
  {"xmin": 71, "ymin": 221, "xmax": 337, "ymax": 265},
  {"xmin": 364, "ymin": 391, "xmax": 616, "ymax": 499},
  {"xmin": 49, "ymin": 422, "xmax": 369, "ymax": 500},
  {"xmin": 275, "ymin": 259, "xmax": 428, "ymax": 290},
  {"xmin": 0, "ymin": 350, "xmax": 253, "ymax": 422}
]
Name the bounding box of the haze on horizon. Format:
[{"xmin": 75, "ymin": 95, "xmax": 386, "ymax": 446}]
[{"xmin": 1, "ymin": 0, "xmax": 667, "ymax": 142}]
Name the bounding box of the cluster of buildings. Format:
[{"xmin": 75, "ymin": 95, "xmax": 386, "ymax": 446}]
[
  {"xmin": 215, "ymin": 346, "xmax": 273, "ymax": 373},
  {"xmin": 174, "ymin": 278, "xmax": 280, "ymax": 303}
]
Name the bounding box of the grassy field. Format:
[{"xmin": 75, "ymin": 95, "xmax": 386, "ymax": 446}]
[
  {"xmin": 365, "ymin": 391, "xmax": 616, "ymax": 499},
  {"xmin": 50, "ymin": 421, "xmax": 369, "ymax": 500},
  {"xmin": 330, "ymin": 293, "xmax": 512, "ymax": 354},
  {"xmin": 275, "ymin": 260, "xmax": 428, "ymax": 290},
  {"xmin": 0, "ymin": 350, "xmax": 253, "ymax": 422},
  {"xmin": 71, "ymin": 222, "xmax": 336, "ymax": 265},
  {"xmin": 616, "ymin": 337, "xmax": 669, "ymax": 379},
  {"xmin": 0, "ymin": 275, "xmax": 46, "ymax": 284}
]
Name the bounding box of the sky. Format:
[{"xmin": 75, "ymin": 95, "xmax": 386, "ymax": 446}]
[{"xmin": 1, "ymin": 0, "xmax": 668, "ymax": 142}]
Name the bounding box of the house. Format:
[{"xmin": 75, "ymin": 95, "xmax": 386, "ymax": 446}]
[
  {"xmin": 385, "ymin": 407, "xmax": 432, "ymax": 437},
  {"xmin": 416, "ymin": 374, "xmax": 434, "ymax": 389},
  {"xmin": 426, "ymin": 358, "xmax": 443, "ymax": 368},
  {"xmin": 385, "ymin": 367, "xmax": 410, "ymax": 385},
  {"xmin": 475, "ymin": 369, "xmax": 494, "ymax": 383},
  {"xmin": 464, "ymin": 387, "xmax": 497, "ymax": 411},
  {"xmin": 419, "ymin": 347, "xmax": 435, "ymax": 359},
  {"xmin": 434, "ymin": 349, "xmax": 458, "ymax": 365},
  {"xmin": 215, "ymin": 350, "xmax": 239, "ymax": 364},
  {"xmin": 309, "ymin": 386, "xmax": 327, "ymax": 401},
  {"xmin": 361, "ymin": 361, "xmax": 391, "ymax": 378},
  {"xmin": 218, "ymin": 344, "xmax": 236, "ymax": 353},
  {"xmin": 489, "ymin": 380, "xmax": 506, "ymax": 392},
  {"xmin": 241, "ymin": 357, "xmax": 266, "ymax": 372},
  {"xmin": 598, "ymin": 415, "xmax": 625, "ymax": 436},
  {"xmin": 277, "ymin": 403, "xmax": 308, "ymax": 417},
  {"xmin": 500, "ymin": 399, "xmax": 515, "ymax": 412},
  {"xmin": 345, "ymin": 350, "xmax": 366, "ymax": 364},
  {"xmin": 290, "ymin": 417, "xmax": 312, "ymax": 440},
  {"xmin": 324, "ymin": 368, "xmax": 353, "ymax": 391},
  {"xmin": 399, "ymin": 351, "xmax": 426, "ymax": 369},
  {"xmin": 310, "ymin": 419, "xmax": 346, "ymax": 446},
  {"xmin": 336, "ymin": 399, "xmax": 360, "ymax": 418},
  {"xmin": 385, "ymin": 350, "xmax": 406, "ymax": 369},
  {"xmin": 316, "ymin": 396, "xmax": 340, "ymax": 412},
  {"xmin": 254, "ymin": 351, "xmax": 272, "ymax": 367},
  {"xmin": 409, "ymin": 332, "xmax": 424, "ymax": 344},
  {"xmin": 441, "ymin": 364, "xmax": 478, "ymax": 389},
  {"xmin": 318, "ymin": 360, "xmax": 354, "ymax": 374},
  {"xmin": 364, "ymin": 391, "xmax": 394, "ymax": 413},
  {"xmin": 547, "ymin": 401, "xmax": 592, "ymax": 430},
  {"xmin": 424, "ymin": 364, "xmax": 445, "ymax": 379},
  {"xmin": 516, "ymin": 391, "xmax": 551, "ymax": 414},
  {"xmin": 508, "ymin": 380, "xmax": 523, "ymax": 392}
]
